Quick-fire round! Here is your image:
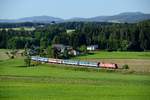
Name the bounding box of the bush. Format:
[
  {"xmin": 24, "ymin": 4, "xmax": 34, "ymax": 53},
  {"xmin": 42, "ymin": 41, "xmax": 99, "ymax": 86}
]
[
  {"xmin": 122, "ymin": 64, "xmax": 129, "ymax": 69},
  {"xmin": 24, "ymin": 56, "xmax": 31, "ymax": 67},
  {"xmin": 78, "ymin": 45, "xmax": 87, "ymax": 53},
  {"xmin": 11, "ymin": 55, "xmax": 14, "ymax": 59},
  {"xmin": 31, "ymin": 61, "xmax": 41, "ymax": 66}
]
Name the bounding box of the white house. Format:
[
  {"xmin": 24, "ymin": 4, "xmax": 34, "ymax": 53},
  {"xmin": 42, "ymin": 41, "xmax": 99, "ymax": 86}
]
[{"xmin": 87, "ymin": 45, "xmax": 98, "ymax": 51}]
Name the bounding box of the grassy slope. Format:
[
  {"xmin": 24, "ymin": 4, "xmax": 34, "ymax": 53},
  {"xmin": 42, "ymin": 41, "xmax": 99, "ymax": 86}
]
[
  {"xmin": 74, "ymin": 51, "xmax": 150, "ymax": 59},
  {"xmin": 0, "ymin": 58, "xmax": 150, "ymax": 100}
]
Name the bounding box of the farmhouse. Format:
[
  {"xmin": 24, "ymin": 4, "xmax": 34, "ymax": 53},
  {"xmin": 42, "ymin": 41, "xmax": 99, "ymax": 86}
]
[
  {"xmin": 52, "ymin": 44, "xmax": 79, "ymax": 56},
  {"xmin": 52, "ymin": 44, "xmax": 72, "ymax": 52},
  {"xmin": 87, "ymin": 45, "xmax": 98, "ymax": 51}
]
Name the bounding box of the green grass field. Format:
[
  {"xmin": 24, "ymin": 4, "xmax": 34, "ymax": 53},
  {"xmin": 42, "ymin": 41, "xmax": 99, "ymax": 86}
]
[
  {"xmin": 0, "ymin": 50, "xmax": 150, "ymax": 100},
  {"xmin": 0, "ymin": 58, "xmax": 150, "ymax": 100},
  {"xmin": 75, "ymin": 51, "xmax": 150, "ymax": 59},
  {"xmin": 74, "ymin": 51, "xmax": 150, "ymax": 73}
]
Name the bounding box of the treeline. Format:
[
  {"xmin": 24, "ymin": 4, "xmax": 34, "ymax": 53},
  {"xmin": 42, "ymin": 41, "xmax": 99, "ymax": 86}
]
[
  {"xmin": 0, "ymin": 29, "xmax": 35, "ymax": 49},
  {"xmin": 0, "ymin": 22, "xmax": 46, "ymax": 28},
  {"xmin": 0, "ymin": 20, "xmax": 150, "ymax": 51}
]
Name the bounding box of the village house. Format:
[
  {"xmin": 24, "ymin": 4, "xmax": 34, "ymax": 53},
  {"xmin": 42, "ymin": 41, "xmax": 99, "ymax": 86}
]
[{"xmin": 52, "ymin": 44, "xmax": 79, "ymax": 56}]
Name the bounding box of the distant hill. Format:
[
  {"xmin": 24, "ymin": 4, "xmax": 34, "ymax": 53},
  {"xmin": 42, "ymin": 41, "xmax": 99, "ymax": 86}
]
[
  {"xmin": 67, "ymin": 12, "xmax": 150, "ymax": 23},
  {"xmin": 0, "ymin": 12, "xmax": 150, "ymax": 23},
  {"xmin": 0, "ymin": 16, "xmax": 64, "ymax": 23}
]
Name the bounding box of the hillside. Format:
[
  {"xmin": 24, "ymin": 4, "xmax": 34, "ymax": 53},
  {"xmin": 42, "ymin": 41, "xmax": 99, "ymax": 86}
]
[
  {"xmin": 0, "ymin": 12, "xmax": 150, "ymax": 23},
  {"xmin": 0, "ymin": 16, "xmax": 64, "ymax": 23},
  {"xmin": 68, "ymin": 12, "xmax": 150, "ymax": 23}
]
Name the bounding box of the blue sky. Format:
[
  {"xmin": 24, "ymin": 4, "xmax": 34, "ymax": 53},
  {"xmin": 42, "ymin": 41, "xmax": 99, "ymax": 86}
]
[{"xmin": 0, "ymin": 0, "xmax": 150, "ymax": 19}]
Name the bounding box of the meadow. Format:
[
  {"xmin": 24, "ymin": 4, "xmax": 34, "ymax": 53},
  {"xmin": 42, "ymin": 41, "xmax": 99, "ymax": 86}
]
[
  {"xmin": 75, "ymin": 51, "xmax": 150, "ymax": 59},
  {"xmin": 0, "ymin": 50, "xmax": 150, "ymax": 100},
  {"xmin": 74, "ymin": 51, "xmax": 150, "ymax": 73}
]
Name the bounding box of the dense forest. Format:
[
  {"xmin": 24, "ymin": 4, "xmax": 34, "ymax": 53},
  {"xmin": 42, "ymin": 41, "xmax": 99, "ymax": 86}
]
[{"xmin": 0, "ymin": 20, "xmax": 150, "ymax": 51}]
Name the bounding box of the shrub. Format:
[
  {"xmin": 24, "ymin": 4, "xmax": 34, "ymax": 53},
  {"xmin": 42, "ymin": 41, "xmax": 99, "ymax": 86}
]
[
  {"xmin": 24, "ymin": 56, "xmax": 31, "ymax": 67},
  {"xmin": 11, "ymin": 55, "xmax": 14, "ymax": 59},
  {"xmin": 122, "ymin": 64, "xmax": 129, "ymax": 69}
]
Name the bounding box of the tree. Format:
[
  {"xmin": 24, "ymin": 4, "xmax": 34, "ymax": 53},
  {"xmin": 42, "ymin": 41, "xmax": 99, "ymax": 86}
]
[
  {"xmin": 120, "ymin": 40, "xmax": 129, "ymax": 51},
  {"xmin": 47, "ymin": 46, "xmax": 53, "ymax": 58},
  {"xmin": 63, "ymin": 47, "xmax": 69, "ymax": 59},
  {"xmin": 52, "ymin": 36, "xmax": 60, "ymax": 44},
  {"xmin": 139, "ymin": 30, "xmax": 146, "ymax": 50},
  {"xmin": 24, "ymin": 43, "xmax": 31, "ymax": 67},
  {"xmin": 108, "ymin": 33, "xmax": 119, "ymax": 51},
  {"xmin": 0, "ymin": 29, "xmax": 7, "ymax": 48},
  {"xmin": 78, "ymin": 45, "xmax": 87, "ymax": 53},
  {"xmin": 40, "ymin": 38, "xmax": 47, "ymax": 49},
  {"xmin": 70, "ymin": 32, "xmax": 80, "ymax": 48},
  {"xmin": 52, "ymin": 47, "xmax": 59, "ymax": 58},
  {"xmin": 98, "ymin": 32, "xmax": 106, "ymax": 49},
  {"xmin": 24, "ymin": 55, "xmax": 31, "ymax": 67}
]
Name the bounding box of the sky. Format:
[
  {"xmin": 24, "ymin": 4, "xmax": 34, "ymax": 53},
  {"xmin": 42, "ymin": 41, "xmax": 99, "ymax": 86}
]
[{"xmin": 0, "ymin": 0, "xmax": 150, "ymax": 19}]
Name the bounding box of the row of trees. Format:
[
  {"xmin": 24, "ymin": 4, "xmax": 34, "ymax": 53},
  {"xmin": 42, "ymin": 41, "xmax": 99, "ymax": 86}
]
[
  {"xmin": 0, "ymin": 22, "xmax": 46, "ymax": 28},
  {"xmin": 0, "ymin": 20, "xmax": 150, "ymax": 52}
]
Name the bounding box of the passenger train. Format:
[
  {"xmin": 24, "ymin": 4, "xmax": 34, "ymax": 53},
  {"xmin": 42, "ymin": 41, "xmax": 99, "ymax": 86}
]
[{"xmin": 31, "ymin": 56, "xmax": 118, "ymax": 69}]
